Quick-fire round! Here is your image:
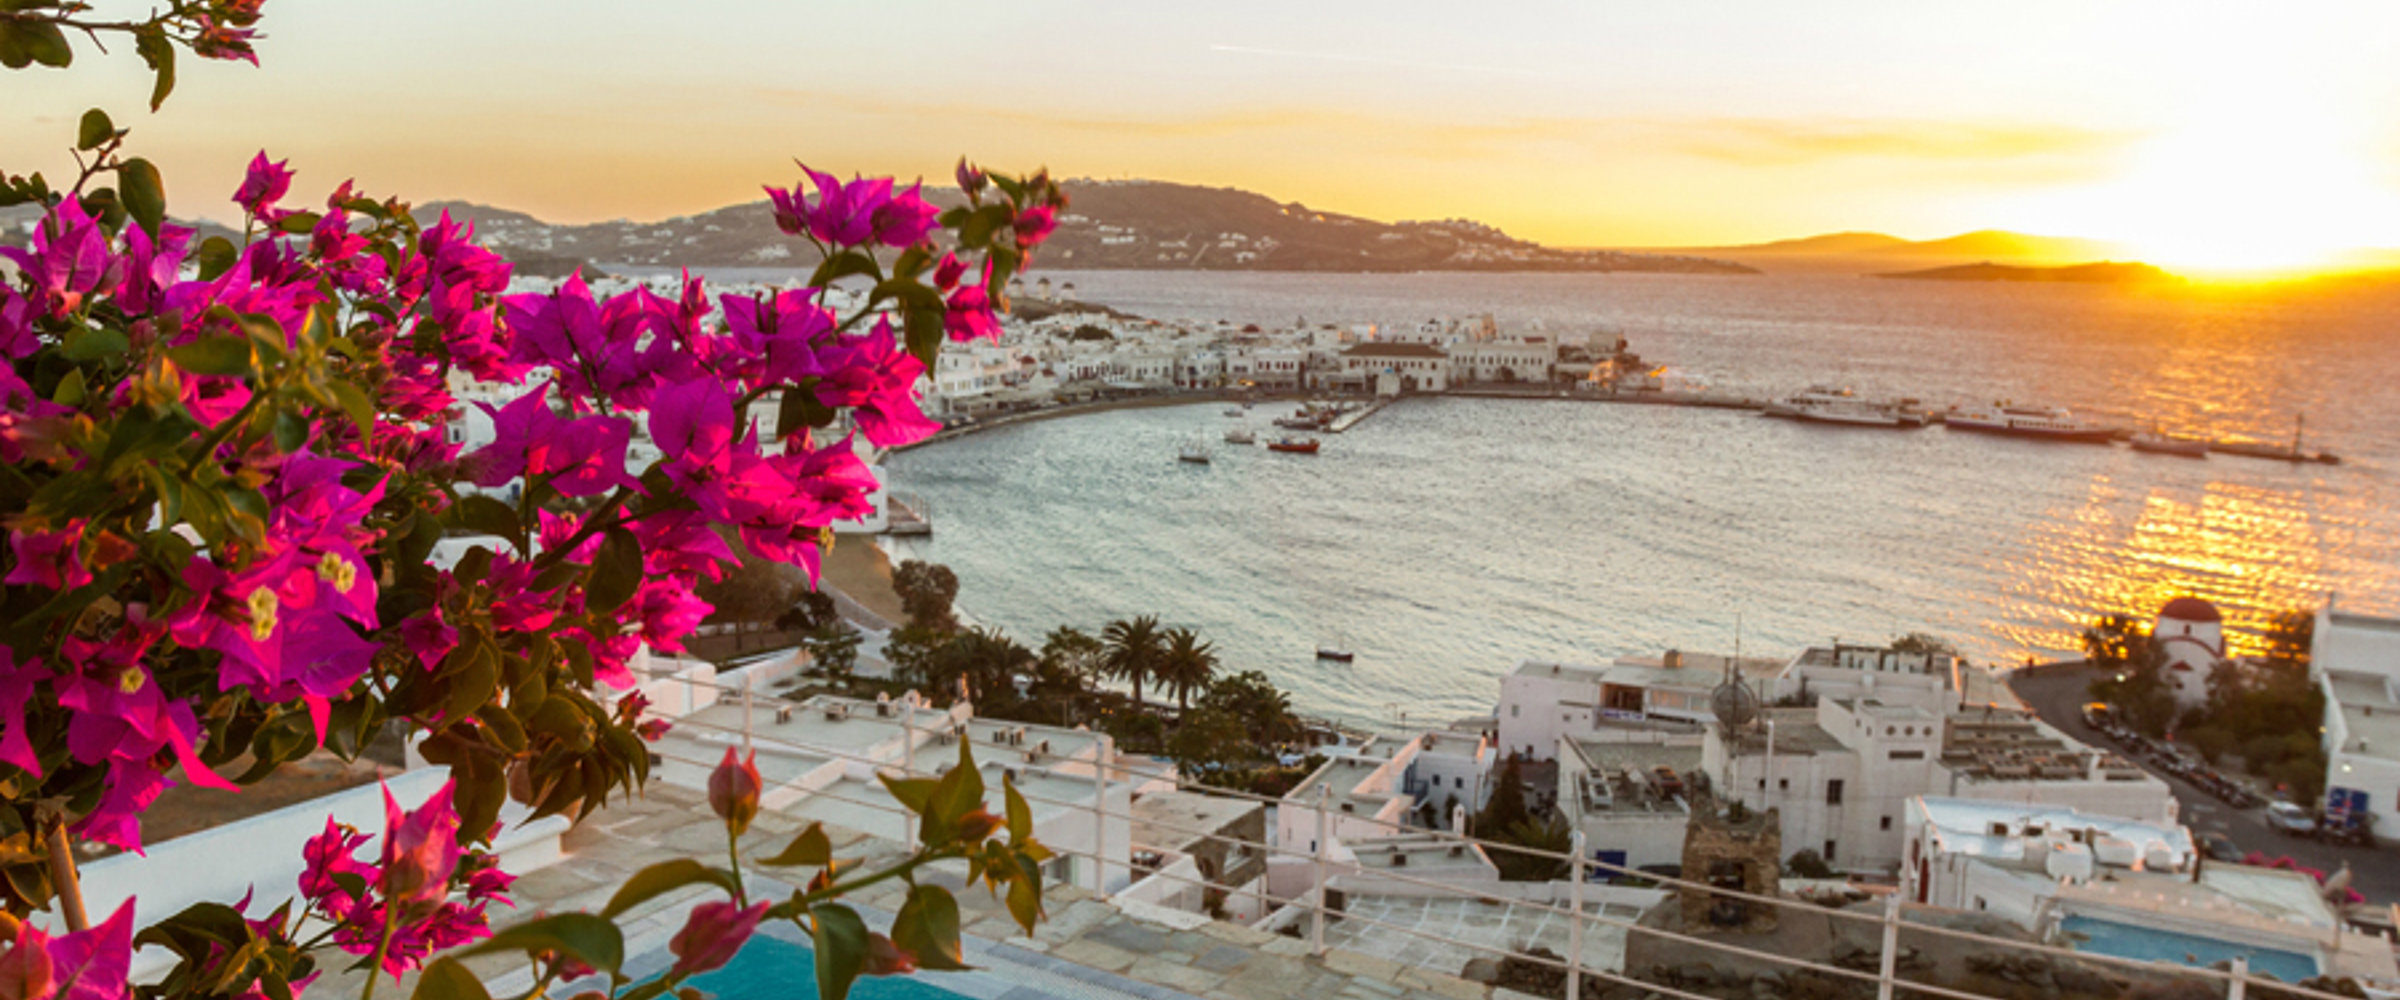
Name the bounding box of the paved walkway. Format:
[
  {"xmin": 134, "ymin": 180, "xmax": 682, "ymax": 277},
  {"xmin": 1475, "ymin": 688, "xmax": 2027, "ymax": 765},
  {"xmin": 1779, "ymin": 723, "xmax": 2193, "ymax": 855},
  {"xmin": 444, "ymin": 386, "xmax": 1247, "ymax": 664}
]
[{"xmin": 305, "ymin": 779, "xmax": 1536, "ymax": 1000}]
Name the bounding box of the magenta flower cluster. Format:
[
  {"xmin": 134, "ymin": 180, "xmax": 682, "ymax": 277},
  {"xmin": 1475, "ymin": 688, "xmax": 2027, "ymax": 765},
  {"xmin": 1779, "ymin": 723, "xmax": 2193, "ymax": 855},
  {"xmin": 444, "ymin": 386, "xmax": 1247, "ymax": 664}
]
[{"xmin": 294, "ymin": 782, "xmax": 512, "ymax": 978}]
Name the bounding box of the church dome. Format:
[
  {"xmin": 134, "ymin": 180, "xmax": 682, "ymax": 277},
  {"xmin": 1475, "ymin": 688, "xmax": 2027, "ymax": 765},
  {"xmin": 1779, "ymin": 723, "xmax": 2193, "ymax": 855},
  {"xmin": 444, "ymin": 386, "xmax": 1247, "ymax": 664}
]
[{"xmin": 2158, "ymin": 596, "xmax": 2222, "ymax": 624}]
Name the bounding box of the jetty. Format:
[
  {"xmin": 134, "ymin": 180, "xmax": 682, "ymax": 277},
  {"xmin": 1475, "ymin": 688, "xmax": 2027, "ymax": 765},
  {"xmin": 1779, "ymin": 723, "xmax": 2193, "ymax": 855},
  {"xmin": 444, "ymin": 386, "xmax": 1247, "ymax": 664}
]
[{"xmin": 1325, "ymin": 399, "xmax": 1391, "ymax": 432}]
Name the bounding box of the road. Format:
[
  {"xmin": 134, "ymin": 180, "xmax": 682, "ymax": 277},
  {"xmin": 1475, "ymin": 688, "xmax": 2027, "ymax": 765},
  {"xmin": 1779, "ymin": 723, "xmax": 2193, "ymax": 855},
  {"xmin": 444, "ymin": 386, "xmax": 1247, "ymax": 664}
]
[{"xmin": 2008, "ymin": 664, "xmax": 2400, "ymax": 904}]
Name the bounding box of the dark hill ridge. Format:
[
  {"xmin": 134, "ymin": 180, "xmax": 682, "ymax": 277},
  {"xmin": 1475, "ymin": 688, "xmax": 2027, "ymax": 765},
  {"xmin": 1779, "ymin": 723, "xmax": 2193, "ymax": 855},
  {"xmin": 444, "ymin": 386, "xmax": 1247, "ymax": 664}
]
[
  {"xmin": 1874, "ymin": 261, "xmax": 2179, "ymax": 284},
  {"xmin": 420, "ymin": 180, "xmax": 1757, "ymax": 275}
]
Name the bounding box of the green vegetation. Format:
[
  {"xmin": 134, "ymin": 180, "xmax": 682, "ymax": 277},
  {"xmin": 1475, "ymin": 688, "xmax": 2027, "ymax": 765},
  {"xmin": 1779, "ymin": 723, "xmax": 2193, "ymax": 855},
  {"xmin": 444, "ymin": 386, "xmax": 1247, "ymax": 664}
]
[
  {"xmin": 2086, "ymin": 609, "xmax": 2328, "ymax": 804},
  {"xmin": 2084, "ymin": 614, "xmax": 2174, "ymax": 736}
]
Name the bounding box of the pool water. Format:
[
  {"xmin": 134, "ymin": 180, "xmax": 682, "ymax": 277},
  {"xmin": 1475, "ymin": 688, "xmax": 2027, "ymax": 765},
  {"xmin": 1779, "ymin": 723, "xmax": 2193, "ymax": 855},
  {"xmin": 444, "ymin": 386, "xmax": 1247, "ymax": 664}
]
[
  {"xmin": 683, "ymin": 934, "xmax": 977, "ymax": 1000},
  {"xmin": 2059, "ymin": 915, "xmax": 2318, "ymax": 983}
]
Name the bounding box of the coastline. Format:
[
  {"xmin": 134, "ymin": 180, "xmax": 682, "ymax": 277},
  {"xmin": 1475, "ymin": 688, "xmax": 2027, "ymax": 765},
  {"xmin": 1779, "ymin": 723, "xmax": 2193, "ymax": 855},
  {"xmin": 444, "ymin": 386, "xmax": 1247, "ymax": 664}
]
[{"xmin": 892, "ymin": 388, "xmax": 1341, "ymax": 453}]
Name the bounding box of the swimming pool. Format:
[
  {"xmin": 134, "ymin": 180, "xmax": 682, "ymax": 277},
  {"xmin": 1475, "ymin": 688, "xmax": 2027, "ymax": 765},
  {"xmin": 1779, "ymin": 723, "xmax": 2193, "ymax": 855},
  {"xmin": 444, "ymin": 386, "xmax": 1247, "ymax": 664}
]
[
  {"xmin": 2059, "ymin": 915, "xmax": 2319, "ymax": 983},
  {"xmin": 680, "ymin": 933, "xmax": 976, "ymax": 1000}
]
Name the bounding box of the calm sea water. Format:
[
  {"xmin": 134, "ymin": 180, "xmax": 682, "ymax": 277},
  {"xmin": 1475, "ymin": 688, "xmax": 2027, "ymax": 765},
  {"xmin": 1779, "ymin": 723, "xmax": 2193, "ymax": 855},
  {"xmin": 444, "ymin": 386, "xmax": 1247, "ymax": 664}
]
[{"xmin": 883, "ymin": 272, "xmax": 2400, "ymax": 730}]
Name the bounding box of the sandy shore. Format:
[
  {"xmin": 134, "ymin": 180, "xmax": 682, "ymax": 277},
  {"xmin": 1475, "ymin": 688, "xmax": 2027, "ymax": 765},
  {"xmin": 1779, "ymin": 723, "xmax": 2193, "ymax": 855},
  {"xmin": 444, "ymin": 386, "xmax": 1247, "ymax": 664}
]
[{"xmin": 822, "ymin": 531, "xmax": 908, "ymax": 626}]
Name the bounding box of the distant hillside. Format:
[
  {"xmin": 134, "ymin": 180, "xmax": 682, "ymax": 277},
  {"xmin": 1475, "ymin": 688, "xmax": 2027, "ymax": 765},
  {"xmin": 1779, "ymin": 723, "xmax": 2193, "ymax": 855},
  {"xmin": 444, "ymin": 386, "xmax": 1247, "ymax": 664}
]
[
  {"xmin": 424, "ymin": 181, "xmax": 1757, "ymax": 275},
  {"xmin": 1638, "ymin": 229, "xmax": 2134, "ymax": 275},
  {"xmin": 1875, "ymin": 261, "xmax": 2178, "ymax": 284}
]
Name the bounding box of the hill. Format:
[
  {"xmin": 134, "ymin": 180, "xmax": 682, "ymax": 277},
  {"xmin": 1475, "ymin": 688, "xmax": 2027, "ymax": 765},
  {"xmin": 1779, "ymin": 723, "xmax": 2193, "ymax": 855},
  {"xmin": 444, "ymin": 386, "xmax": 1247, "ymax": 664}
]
[
  {"xmin": 1874, "ymin": 261, "xmax": 2178, "ymax": 284},
  {"xmin": 1641, "ymin": 229, "xmax": 2134, "ymax": 275},
  {"xmin": 421, "ymin": 181, "xmax": 1757, "ymax": 275}
]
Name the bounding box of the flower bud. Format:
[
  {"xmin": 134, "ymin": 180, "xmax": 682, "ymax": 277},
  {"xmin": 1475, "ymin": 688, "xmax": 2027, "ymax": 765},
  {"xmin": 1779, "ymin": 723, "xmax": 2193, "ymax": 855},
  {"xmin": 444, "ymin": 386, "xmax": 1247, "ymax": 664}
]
[
  {"xmin": 954, "ymin": 159, "xmax": 986, "ymax": 198},
  {"xmin": 863, "ymin": 933, "xmax": 917, "ymax": 975},
  {"xmin": 709, "ymin": 747, "xmax": 762, "ymax": 835},
  {"xmin": 0, "ymin": 922, "xmax": 54, "ymax": 1000},
  {"xmin": 668, "ymin": 900, "xmax": 768, "ymax": 977}
]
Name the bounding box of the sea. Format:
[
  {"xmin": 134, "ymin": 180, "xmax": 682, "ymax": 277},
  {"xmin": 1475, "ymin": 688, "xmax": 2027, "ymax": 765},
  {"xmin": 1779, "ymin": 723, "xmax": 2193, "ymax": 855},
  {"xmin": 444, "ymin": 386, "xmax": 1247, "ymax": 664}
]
[{"xmin": 862, "ymin": 270, "xmax": 2400, "ymax": 732}]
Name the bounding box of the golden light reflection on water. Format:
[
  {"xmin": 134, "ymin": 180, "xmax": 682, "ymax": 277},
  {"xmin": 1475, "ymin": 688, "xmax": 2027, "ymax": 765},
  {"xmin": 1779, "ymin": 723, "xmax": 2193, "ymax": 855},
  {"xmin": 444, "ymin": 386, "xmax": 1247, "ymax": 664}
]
[{"xmin": 1990, "ymin": 474, "xmax": 2399, "ymax": 663}]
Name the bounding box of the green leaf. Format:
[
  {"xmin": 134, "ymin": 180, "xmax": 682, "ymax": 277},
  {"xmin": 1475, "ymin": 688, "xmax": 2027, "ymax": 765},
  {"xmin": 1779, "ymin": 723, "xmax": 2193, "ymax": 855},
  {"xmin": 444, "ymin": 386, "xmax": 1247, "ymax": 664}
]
[
  {"xmin": 276, "ymin": 210, "xmax": 322, "ymax": 235},
  {"xmin": 876, "ymin": 774, "xmax": 938, "ymax": 815},
  {"xmin": 327, "ymin": 380, "xmax": 376, "ymax": 439},
  {"xmin": 903, "ymin": 306, "xmax": 944, "ymax": 371},
  {"xmin": 454, "ymin": 912, "xmax": 624, "ymax": 975},
  {"xmin": 931, "ymin": 739, "xmax": 986, "ymax": 829},
  {"xmin": 776, "ymin": 387, "xmax": 836, "ymax": 439},
  {"xmin": 1004, "ymin": 777, "xmax": 1032, "ymax": 844},
  {"xmin": 807, "ymin": 249, "xmax": 881, "ymax": 289},
  {"xmin": 50, "ymin": 368, "xmax": 85, "ymax": 408},
  {"xmin": 411, "ymin": 957, "xmax": 491, "ymax": 1000},
  {"xmin": 117, "ymin": 157, "xmax": 165, "ymax": 237},
  {"xmin": 473, "ymin": 703, "xmax": 526, "ymax": 753},
  {"xmin": 166, "ymin": 335, "xmax": 255, "ymax": 377},
  {"xmin": 810, "ymin": 904, "xmax": 869, "ymax": 1000},
  {"xmin": 758, "ymin": 822, "xmax": 832, "ymax": 867},
  {"xmin": 892, "ymin": 884, "xmax": 971, "ymax": 971},
  {"xmin": 585, "ymin": 528, "xmax": 642, "ymax": 613},
  {"xmin": 0, "ymin": 21, "xmax": 70, "ymax": 68},
  {"xmin": 194, "ymin": 236, "xmax": 237, "ymax": 280},
  {"xmin": 59, "ymin": 327, "xmax": 130, "ymax": 362},
  {"xmin": 134, "ymin": 29, "xmax": 175, "ymax": 110},
  {"xmin": 448, "ymin": 494, "xmax": 521, "ymax": 541},
  {"xmin": 1004, "ymin": 852, "xmax": 1045, "ymax": 933},
  {"xmin": 76, "ymin": 109, "xmax": 113, "ymax": 151},
  {"xmin": 957, "ymin": 204, "xmax": 1014, "ymax": 251},
  {"xmin": 598, "ymin": 859, "xmax": 741, "ymax": 919}
]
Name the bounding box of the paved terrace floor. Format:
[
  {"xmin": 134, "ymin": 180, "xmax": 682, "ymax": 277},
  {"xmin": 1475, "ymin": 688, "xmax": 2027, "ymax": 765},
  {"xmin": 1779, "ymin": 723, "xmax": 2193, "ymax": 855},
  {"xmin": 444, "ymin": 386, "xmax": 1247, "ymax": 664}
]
[
  {"xmin": 1327, "ymin": 895, "xmax": 1641, "ymax": 979},
  {"xmin": 305, "ymin": 779, "xmax": 1538, "ymax": 1000}
]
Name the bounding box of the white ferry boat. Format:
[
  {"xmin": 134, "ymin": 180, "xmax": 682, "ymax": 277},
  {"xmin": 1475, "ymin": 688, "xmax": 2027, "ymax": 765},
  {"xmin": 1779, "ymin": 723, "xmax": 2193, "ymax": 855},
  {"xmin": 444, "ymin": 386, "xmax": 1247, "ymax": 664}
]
[
  {"xmin": 1764, "ymin": 386, "xmax": 1914, "ymax": 428},
  {"xmin": 1945, "ymin": 402, "xmax": 2115, "ymax": 443}
]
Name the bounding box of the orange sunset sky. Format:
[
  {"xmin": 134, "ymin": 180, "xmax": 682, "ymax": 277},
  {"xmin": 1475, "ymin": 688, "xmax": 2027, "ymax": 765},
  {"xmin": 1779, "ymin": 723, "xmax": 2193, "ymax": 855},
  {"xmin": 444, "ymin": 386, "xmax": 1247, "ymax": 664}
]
[{"xmin": 7, "ymin": 1, "xmax": 2400, "ymax": 272}]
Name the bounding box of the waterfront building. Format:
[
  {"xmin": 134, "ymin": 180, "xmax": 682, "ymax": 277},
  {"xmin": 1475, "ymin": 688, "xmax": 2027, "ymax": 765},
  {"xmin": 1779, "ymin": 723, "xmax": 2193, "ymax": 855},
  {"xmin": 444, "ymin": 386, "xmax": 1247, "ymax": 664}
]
[
  {"xmin": 1496, "ymin": 653, "xmax": 1777, "ymax": 762},
  {"xmin": 1557, "ymin": 736, "xmax": 1699, "ymax": 869},
  {"xmin": 1340, "ymin": 342, "xmax": 1451, "ymax": 393},
  {"xmin": 1904, "ymin": 797, "xmax": 2397, "ymax": 982},
  {"xmin": 2314, "ymin": 598, "xmax": 2400, "ymax": 841},
  {"xmin": 1703, "ymin": 697, "xmax": 2174, "ymax": 872},
  {"xmin": 2154, "ymin": 596, "xmax": 2229, "ymax": 710},
  {"xmin": 1450, "ymin": 336, "xmax": 1558, "ymax": 384}
]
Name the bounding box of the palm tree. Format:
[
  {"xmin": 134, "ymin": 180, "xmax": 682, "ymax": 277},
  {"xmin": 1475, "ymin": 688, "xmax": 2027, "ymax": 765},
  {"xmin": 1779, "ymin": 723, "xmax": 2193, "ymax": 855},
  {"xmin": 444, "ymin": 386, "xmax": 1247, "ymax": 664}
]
[
  {"xmin": 1157, "ymin": 627, "xmax": 1219, "ymax": 713},
  {"xmin": 1101, "ymin": 615, "xmax": 1164, "ymax": 707}
]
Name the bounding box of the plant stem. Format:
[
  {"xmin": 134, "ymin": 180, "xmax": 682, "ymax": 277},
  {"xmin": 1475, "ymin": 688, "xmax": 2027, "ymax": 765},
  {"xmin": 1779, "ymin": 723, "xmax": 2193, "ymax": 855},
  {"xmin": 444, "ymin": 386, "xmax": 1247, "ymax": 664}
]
[
  {"xmin": 727, "ymin": 827, "xmax": 748, "ymax": 908},
  {"xmin": 45, "ymin": 823, "xmax": 88, "ymax": 933},
  {"xmin": 361, "ymin": 904, "xmax": 399, "ymax": 1000}
]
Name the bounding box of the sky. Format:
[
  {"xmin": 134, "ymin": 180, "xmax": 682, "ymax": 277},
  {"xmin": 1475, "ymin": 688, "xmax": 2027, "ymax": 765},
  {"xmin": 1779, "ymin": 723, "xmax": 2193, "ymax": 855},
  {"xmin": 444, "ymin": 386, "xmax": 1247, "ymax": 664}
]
[{"xmin": 8, "ymin": 1, "xmax": 2400, "ymax": 270}]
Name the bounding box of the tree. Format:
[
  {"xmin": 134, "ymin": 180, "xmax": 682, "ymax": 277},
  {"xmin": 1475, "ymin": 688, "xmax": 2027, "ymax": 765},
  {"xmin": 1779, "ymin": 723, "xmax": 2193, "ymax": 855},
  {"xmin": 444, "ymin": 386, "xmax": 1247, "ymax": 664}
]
[
  {"xmin": 1492, "ymin": 817, "xmax": 1572, "ymax": 881},
  {"xmin": 803, "ymin": 623, "xmax": 864, "ymax": 681},
  {"xmin": 777, "ymin": 589, "xmax": 842, "ymax": 632},
  {"xmin": 2084, "ymin": 614, "xmax": 2175, "ymax": 737},
  {"xmin": 1040, "ymin": 626, "xmax": 1107, "ymax": 688},
  {"xmin": 1102, "ymin": 615, "xmax": 1166, "ymax": 707},
  {"xmin": 1167, "ymin": 708, "xmax": 1250, "ymax": 773},
  {"xmin": 1069, "ymin": 323, "xmax": 1114, "ymax": 341},
  {"xmin": 1891, "ymin": 632, "xmax": 1957, "ymax": 657},
  {"xmin": 1156, "ymin": 627, "xmax": 1220, "ymax": 713},
  {"xmin": 2262, "ymin": 608, "xmax": 2315, "ymax": 673},
  {"xmin": 892, "ymin": 560, "xmax": 962, "ymax": 632},
  {"xmin": 1201, "ymin": 670, "xmax": 1299, "ymax": 745},
  {"xmin": 1784, "ymin": 848, "xmax": 1836, "ymax": 879},
  {"xmin": 1476, "ymin": 754, "xmax": 1533, "ymax": 837},
  {"xmin": 905, "ymin": 627, "xmax": 1035, "ymax": 707},
  {"xmin": 696, "ymin": 556, "xmax": 810, "ymax": 647}
]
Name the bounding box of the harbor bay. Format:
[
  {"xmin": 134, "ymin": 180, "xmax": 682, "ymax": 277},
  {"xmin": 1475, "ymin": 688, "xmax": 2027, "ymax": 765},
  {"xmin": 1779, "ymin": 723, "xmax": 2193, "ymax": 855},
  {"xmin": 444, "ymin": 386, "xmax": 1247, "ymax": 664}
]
[{"xmin": 887, "ymin": 271, "xmax": 2400, "ymax": 731}]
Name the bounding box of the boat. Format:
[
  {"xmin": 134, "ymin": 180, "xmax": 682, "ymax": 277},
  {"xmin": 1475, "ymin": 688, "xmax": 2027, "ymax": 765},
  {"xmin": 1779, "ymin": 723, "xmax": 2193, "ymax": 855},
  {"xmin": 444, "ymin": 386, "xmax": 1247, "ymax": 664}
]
[
  {"xmin": 1315, "ymin": 647, "xmax": 1355, "ymax": 663},
  {"xmin": 1223, "ymin": 407, "xmax": 1245, "ymax": 417},
  {"xmin": 2129, "ymin": 429, "xmax": 2209, "ymax": 458},
  {"xmin": 1764, "ymin": 386, "xmax": 1914, "ymax": 428},
  {"xmin": 1273, "ymin": 414, "xmax": 1328, "ymax": 430},
  {"xmin": 1266, "ymin": 435, "xmax": 1320, "ymax": 454},
  {"xmin": 1944, "ymin": 402, "xmax": 2116, "ymax": 443},
  {"xmin": 1178, "ymin": 440, "xmax": 1212, "ymax": 464},
  {"xmin": 1223, "ymin": 426, "xmax": 1256, "ymax": 445}
]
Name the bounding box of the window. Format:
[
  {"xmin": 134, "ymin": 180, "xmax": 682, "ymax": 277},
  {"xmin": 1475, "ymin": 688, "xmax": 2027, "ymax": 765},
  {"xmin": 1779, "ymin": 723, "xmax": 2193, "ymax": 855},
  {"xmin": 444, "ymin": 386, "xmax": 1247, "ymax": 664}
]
[
  {"xmin": 1757, "ymin": 779, "xmax": 1766, "ymax": 790},
  {"xmin": 1778, "ymin": 778, "xmax": 1789, "ymax": 791},
  {"xmin": 1881, "ymin": 816, "xmax": 1893, "ymax": 831},
  {"xmin": 1889, "ymin": 750, "xmax": 1924, "ymax": 760},
  {"xmin": 1511, "ymin": 705, "xmax": 1520, "ymax": 718},
  {"xmin": 1826, "ymin": 779, "xmax": 1844, "ymax": 805},
  {"xmin": 1974, "ymin": 897, "xmax": 1987, "ymax": 911},
  {"xmin": 1823, "ymin": 840, "xmax": 1836, "ymax": 861},
  {"xmin": 1454, "ymin": 777, "xmax": 1464, "ymax": 788}
]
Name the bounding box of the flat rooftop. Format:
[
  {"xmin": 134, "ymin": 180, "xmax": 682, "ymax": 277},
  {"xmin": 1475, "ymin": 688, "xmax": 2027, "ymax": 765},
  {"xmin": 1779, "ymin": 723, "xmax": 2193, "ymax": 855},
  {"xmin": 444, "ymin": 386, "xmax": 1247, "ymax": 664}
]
[
  {"xmin": 1128, "ymin": 791, "xmax": 1261, "ymax": 854},
  {"xmin": 1721, "ymin": 710, "xmax": 1850, "ymax": 757},
  {"xmin": 1917, "ymin": 797, "xmax": 2192, "ymax": 865}
]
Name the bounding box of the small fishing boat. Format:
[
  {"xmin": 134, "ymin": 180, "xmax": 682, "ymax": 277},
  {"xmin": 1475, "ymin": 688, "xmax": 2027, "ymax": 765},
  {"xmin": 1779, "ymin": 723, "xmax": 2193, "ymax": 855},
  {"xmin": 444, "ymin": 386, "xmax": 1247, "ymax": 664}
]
[
  {"xmin": 1224, "ymin": 426, "xmax": 1256, "ymax": 445},
  {"xmin": 1223, "ymin": 407, "xmax": 1245, "ymax": 417},
  {"xmin": 1178, "ymin": 440, "xmax": 1212, "ymax": 464},
  {"xmin": 1266, "ymin": 435, "xmax": 1320, "ymax": 454},
  {"xmin": 1315, "ymin": 647, "xmax": 1355, "ymax": 663},
  {"xmin": 2130, "ymin": 430, "xmax": 2209, "ymax": 458}
]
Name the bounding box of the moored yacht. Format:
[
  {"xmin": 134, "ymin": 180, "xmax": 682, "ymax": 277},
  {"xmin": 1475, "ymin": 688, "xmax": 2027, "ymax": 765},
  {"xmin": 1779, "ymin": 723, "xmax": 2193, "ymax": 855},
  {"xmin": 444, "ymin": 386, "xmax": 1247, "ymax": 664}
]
[
  {"xmin": 1945, "ymin": 401, "xmax": 2115, "ymax": 443},
  {"xmin": 1764, "ymin": 386, "xmax": 1913, "ymax": 428}
]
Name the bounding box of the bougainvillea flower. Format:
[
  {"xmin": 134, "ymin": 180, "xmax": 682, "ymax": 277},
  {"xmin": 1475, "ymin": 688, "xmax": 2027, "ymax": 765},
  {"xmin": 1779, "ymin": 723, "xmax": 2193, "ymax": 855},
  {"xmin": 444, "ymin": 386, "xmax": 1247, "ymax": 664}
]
[
  {"xmin": 379, "ymin": 781, "xmax": 463, "ymax": 905},
  {"xmin": 4, "ymin": 521, "xmax": 93, "ymax": 591},
  {"xmin": 0, "ymin": 197, "xmax": 122, "ymax": 317},
  {"xmin": 944, "ymin": 284, "xmax": 1000, "ymax": 343},
  {"xmin": 768, "ymin": 167, "xmax": 936, "ymax": 247},
  {"xmin": 871, "ymin": 183, "xmax": 942, "ymax": 248},
  {"xmin": 813, "ymin": 319, "xmax": 938, "ymax": 447},
  {"xmin": 631, "ymin": 578, "xmax": 712, "ymax": 654},
  {"xmin": 721, "ymin": 289, "xmax": 834, "ymax": 385},
  {"xmin": 707, "ymin": 746, "xmax": 762, "ymax": 835},
  {"xmin": 667, "ymin": 900, "xmax": 768, "ymax": 977},
  {"xmin": 0, "ymin": 920, "xmax": 56, "ymax": 1000},
  {"xmin": 471, "ymin": 384, "xmax": 641, "ymax": 499},
  {"xmin": 232, "ymin": 152, "xmax": 294, "ymax": 221},
  {"xmin": 863, "ymin": 933, "xmax": 918, "ymax": 975},
  {"xmin": 37, "ymin": 901, "xmax": 133, "ymax": 1000},
  {"xmin": 1013, "ymin": 205, "xmax": 1058, "ymax": 248}
]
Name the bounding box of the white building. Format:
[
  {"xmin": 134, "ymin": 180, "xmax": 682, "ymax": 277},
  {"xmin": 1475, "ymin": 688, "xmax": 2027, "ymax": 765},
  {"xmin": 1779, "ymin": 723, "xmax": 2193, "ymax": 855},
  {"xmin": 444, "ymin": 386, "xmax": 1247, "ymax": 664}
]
[
  {"xmin": 2314, "ymin": 598, "xmax": 2400, "ymax": 841},
  {"xmin": 1339, "ymin": 342, "xmax": 1450, "ymax": 393},
  {"xmin": 1278, "ymin": 736, "xmax": 1429, "ymax": 854},
  {"xmin": 1450, "ymin": 337, "xmax": 1558, "ymax": 384},
  {"xmin": 1704, "ymin": 698, "xmax": 2175, "ymax": 873},
  {"xmin": 1496, "ymin": 654, "xmax": 1778, "ymax": 762},
  {"xmin": 2154, "ymin": 596, "xmax": 2228, "ymax": 710},
  {"xmin": 1402, "ymin": 731, "xmax": 1495, "ymax": 821},
  {"xmin": 1558, "ymin": 737, "xmax": 1697, "ymax": 870}
]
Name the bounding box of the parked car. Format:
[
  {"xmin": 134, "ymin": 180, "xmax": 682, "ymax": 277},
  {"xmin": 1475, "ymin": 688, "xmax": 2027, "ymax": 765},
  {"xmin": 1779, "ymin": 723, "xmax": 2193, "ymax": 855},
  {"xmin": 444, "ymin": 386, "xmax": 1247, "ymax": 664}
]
[
  {"xmin": 2199, "ymin": 832, "xmax": 2243, "ymax": 862},
  {"xmin": 2267, "ymin": 802, "xmax": 2317, "ymax": 837},
  {"xmin": 2082, "ymin": 702, "xmax": 2114, "ymax": 729}
]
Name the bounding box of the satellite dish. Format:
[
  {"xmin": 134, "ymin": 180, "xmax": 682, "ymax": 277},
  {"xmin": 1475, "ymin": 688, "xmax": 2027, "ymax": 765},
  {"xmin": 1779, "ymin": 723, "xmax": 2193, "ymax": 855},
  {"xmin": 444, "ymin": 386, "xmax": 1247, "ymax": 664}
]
[{"xmin": 1711, "ymin": 679, "xmax": 1760, "ymax": 734}]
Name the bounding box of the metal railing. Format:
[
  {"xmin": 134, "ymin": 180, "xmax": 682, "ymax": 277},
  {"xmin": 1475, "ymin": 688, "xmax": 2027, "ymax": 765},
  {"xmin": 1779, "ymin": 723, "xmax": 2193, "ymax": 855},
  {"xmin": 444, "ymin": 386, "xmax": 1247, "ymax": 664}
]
[{"xmin": 627, "ymin": 677, "xmax": 2378, "ymax": 1000}]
